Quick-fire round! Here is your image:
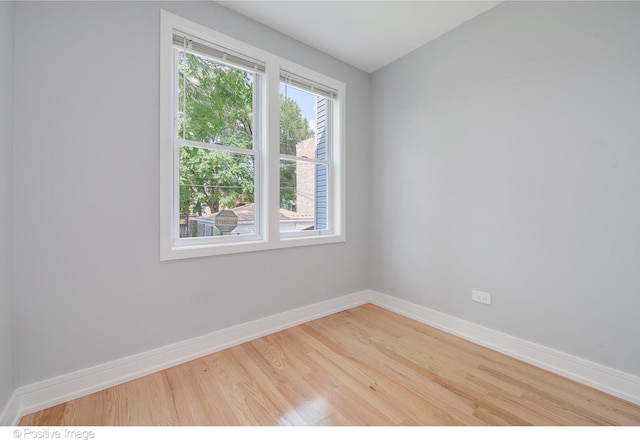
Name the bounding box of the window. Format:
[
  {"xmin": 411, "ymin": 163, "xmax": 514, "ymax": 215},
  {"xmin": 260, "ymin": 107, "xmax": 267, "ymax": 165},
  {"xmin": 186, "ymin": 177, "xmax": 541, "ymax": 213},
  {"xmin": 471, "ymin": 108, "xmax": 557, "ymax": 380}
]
[
  {"xmin": 279, "ymin": 71, "xmax": 336, "ymax": 234},
  {"xmin": 160, "ymin": 11, "xmax": 345, "ymax": 260}
]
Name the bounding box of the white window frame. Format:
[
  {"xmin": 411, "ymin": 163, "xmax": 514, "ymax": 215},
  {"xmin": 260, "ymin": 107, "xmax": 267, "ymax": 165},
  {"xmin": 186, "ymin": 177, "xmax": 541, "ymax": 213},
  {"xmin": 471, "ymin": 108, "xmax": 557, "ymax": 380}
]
[{"xmin": 160, "ymin": 11, "xmax": 345, "ymax": 260}]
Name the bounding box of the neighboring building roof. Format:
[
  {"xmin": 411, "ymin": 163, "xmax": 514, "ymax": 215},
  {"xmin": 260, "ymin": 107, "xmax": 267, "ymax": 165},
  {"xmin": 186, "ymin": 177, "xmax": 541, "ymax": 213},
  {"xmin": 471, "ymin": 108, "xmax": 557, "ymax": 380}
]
[{"xmin": 194, "ymin": 203, "xmax": 312, "ymax": 222}]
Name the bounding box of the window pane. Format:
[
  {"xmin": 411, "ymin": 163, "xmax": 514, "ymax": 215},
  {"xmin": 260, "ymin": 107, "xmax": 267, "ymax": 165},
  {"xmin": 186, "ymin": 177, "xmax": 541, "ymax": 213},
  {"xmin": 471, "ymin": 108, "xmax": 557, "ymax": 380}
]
[
  {"xmin": 279, "ymin": 83, "xmax": 316, "ymax": 155},
  {"xmin": 280, "ymin": 160, "xmax": 328, "ymax": 232},
  {"xmin": 178, "ymin": 50, "xmax": 255, "ymax": 149},
  {"xmin": 179, "ymin": 146, "xmax": 256, "ymax": 238}
]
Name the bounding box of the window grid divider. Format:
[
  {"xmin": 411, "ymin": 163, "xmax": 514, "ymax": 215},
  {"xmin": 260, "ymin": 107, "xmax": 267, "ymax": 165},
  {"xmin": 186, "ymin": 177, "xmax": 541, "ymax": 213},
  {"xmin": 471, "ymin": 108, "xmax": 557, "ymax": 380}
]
[{"xmin": 177, "ymin": 139, "xmax": 256, "ymax": 156}]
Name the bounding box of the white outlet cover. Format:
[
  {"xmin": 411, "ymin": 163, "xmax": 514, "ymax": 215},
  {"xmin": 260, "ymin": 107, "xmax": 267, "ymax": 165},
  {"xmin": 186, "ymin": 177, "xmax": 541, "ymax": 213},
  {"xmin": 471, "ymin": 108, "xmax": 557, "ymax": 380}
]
[{"xmin": 472, "ymin": 290, "xmax": 492, "ymax": 305}]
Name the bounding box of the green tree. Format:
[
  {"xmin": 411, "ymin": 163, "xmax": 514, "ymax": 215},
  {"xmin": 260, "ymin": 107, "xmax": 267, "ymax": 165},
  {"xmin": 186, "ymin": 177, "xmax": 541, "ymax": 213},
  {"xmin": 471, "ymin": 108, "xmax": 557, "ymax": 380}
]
[
  {"xmin": 280, "ymin": 95, "xmax": 313, "ymax": 156},
  {"xmin": 178, "ymin": 51, "xmax": 255, "ymax": 218},
  {"xmin": 178, "ymin": 50, "xmax": 313, "ymax": 219}
]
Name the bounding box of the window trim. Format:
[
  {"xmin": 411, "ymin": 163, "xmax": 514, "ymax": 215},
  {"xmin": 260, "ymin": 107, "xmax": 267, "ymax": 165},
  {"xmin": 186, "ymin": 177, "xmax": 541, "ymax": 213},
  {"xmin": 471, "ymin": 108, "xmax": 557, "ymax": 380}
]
[{"xmin": 160, "ymin": 11, "xmax": 345, "ymax": 261}]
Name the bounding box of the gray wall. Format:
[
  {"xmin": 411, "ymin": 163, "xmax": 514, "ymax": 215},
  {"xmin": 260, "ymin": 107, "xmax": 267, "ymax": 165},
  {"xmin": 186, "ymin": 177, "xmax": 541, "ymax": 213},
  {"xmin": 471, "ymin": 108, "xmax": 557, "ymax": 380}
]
[
  {"xmin": 370, "ymin": 1, "xmax": 640, "ymax": 376},
  {"xmin": 0, "ymin": 0, "xmax": 16, "ymax": 413},
  {"xmin": 13, "ymin": 1, "xmax": 370, "ymax": 385}
]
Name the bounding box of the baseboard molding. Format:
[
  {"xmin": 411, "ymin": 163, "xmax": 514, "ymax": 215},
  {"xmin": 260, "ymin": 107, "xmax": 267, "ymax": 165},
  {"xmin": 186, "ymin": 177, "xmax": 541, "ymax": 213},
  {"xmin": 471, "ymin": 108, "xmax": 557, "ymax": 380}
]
[
  {"xmin": 3, "ymin": 288, "xmax": 639, "ymax": 425},
  {"xmin": 1, "ymin": 290, "xmax": 370, "ymax": 425},
  {"xmin": 0, "ymin": 390, "xmax": 20, "ymax": 428},
  {"xmin": 369, "ymin": 290, "xmax": 640, "ymax": 407}
]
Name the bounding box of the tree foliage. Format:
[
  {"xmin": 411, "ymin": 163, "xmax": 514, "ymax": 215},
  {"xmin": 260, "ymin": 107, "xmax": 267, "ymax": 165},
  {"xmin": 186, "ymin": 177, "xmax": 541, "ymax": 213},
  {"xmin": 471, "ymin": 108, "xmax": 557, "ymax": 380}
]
[
  {"xmin": 280, "ymin": 96, "xmax": 312, "ymax": 156},
  {"xmin": 178, "ymin": 51, "xmax": 313, "ymax": 217},
  {"xmin": 178, "ymin": 52, "xmax": 254, "ymax": 217}
]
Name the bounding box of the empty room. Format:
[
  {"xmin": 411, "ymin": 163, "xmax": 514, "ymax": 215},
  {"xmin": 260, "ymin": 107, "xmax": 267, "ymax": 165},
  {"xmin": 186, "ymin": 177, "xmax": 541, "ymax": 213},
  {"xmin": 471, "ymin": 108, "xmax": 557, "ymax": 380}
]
[{"xmin": 1, "ymin": 0, "xmax": 640, "ymax": 428}]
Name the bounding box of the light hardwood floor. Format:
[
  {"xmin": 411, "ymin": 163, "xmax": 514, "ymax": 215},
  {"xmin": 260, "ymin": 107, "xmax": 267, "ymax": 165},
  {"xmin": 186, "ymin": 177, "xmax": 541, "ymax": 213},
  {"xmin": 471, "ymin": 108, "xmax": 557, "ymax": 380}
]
[{"xmin": 20, "ymin": 304, "xmax": 640, "ymax": 425}]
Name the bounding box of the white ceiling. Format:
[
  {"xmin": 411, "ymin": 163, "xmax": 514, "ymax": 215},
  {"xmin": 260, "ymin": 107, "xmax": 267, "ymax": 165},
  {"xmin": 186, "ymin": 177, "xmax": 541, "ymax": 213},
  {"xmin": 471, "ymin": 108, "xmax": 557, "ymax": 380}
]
[{"xmin": 217, "ymin": 1, "xmax": 503, "ymax": 73}]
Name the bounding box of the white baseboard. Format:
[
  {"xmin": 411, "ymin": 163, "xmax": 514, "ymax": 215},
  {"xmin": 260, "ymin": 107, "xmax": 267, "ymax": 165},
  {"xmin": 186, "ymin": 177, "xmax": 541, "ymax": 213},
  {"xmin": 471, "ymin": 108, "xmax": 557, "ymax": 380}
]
[
  {"xmin": 1, "ymin": 290, "xmax": 370, "ymax": 426},
  {"xmin": 0, "ymin": 390, "xmax": 20, "ymax": 428},
  {"xmin": 3, "ymin": 289, "xmax": 639, "ymax": 425},
  {"xmin": 368, "ymin": 290, "xmax": 640, "ymax": 407}
]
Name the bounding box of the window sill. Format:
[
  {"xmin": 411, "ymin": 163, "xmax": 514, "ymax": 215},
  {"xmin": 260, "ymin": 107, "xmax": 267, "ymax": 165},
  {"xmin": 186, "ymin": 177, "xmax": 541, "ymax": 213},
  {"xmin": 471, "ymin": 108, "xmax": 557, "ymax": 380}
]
[{"xmin": 160, "ymin": 233, "xmax": 345, "ymax": 261}]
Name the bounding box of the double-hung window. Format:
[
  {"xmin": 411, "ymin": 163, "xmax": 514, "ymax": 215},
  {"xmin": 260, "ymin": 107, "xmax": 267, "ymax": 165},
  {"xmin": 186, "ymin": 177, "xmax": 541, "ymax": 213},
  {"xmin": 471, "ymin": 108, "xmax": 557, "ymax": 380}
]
[{"xmin": 160, "ymin": 11, "xmax": 345, "ymax": 260}]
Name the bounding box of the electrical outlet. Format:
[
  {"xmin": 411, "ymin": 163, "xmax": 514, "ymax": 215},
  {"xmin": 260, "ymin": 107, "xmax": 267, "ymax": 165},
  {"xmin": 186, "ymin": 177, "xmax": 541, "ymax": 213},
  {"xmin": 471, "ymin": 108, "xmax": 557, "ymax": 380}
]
[{"xmin": 472, "ymin": 290, "xmax": 492, "ymax": 305}]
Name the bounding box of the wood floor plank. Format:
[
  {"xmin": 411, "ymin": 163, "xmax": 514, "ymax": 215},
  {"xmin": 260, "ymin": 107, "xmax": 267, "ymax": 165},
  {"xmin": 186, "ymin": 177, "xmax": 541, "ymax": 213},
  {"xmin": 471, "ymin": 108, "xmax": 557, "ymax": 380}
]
[{"xmin": 18, "ymin": 304, "xmax": 640, "ymax": 426}]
